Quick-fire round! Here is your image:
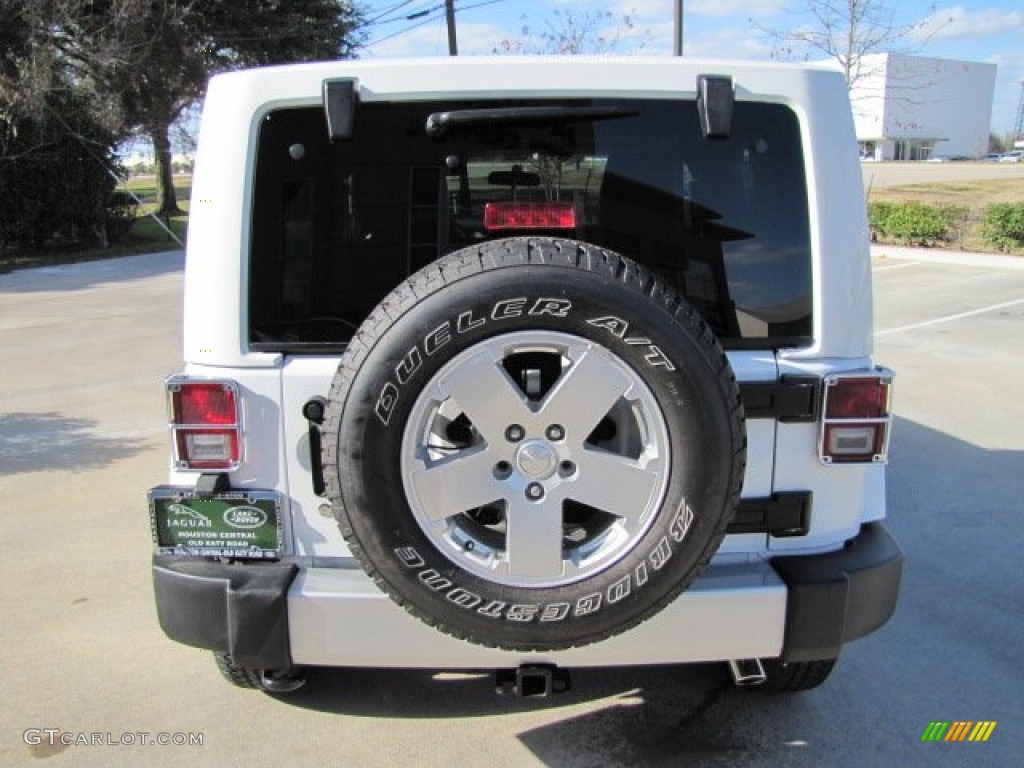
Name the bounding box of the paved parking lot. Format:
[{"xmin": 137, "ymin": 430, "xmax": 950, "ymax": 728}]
[{"xmin": 1, "ymin": 248, "xmax": 1021, "ymax": 767}]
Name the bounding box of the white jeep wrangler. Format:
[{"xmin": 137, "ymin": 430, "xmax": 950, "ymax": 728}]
[{"xmin": 149, "ymin": 56, "xmax": 901, "ymax": 695}]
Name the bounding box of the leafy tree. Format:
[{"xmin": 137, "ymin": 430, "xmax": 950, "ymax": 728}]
[
  {"xmin": 1, "ymin": 2, "xmax": 122, "ymax": 253},
  {"xmin": 0, "ymin": 87, "xmax": 120, "ymax": 253},
  {"xmin": 29, "ymin": 0, "xmax": 365, "ymax": 213}
]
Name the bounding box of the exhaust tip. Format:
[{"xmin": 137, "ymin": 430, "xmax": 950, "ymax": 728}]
[
  {"xmin": 728, "ymin": 659, "xmax": 767, "ymax": 687},
  {"xmin": 260, "ymin": 667, "xmax": 307, "ymax": 694}
]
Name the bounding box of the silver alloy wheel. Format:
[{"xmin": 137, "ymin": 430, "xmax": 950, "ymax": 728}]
[{"xmin": 400, "ymin": 330, "xmax": 671, "ymax": 588}]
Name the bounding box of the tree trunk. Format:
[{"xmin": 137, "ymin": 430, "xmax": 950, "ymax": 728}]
[{"xmin": 149, "ymin": 122, "xmax": 181, "ymax": 215}]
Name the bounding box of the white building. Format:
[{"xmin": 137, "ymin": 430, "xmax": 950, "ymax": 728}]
[{"xmin": 850, "ymin": 54, "xmax": 996, "ymax": 161}]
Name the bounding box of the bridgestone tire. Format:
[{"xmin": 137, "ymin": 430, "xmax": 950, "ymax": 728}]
[
  {"xmin": 322, "ymin": 237, "xmax": 745, "ymax": 651},
  {"xmin": 212, "ymin": 653, "xmax": 306, "ymax": 694},
  {"xmin": 213, "ymin": 652, "xmax": 262, "ymax": 690}
]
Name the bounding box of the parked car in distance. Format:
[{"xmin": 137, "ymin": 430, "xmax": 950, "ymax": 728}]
[{"xmin": 998, "ymin": 151, "xmax": 1022, "ymax": 163}]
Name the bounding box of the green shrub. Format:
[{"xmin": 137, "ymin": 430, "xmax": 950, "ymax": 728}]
[
  {"xmin": 868, "ymin": 201, "xmax": 959, "ymax": 246},
  {"xmin": 879, "ymin": 202, "xmax": 948, "ymax": 246},
  {"xmin": 981, "ymin": 203, "xmax": 1024, "ymax": 252},
  {"xmin": 868, "ymin": 201, "xmax": 895, "ymax": 240}
]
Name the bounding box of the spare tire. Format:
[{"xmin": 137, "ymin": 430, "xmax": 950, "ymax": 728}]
[{"xmin": 322, "ymin": 237, "xmax": 745, "ymax": 651}]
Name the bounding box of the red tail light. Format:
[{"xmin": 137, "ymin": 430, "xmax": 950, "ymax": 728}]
[
  {"xmin": 484, "ymin": 201, "xmax": 577, "ymax": 231},
  {"xmin": 819, "ymin": 370, "xmax": 893, "ymax": 464},
  {"xmin": 167, "ymin": 379, "xmax": 241, "ymax": 470}
]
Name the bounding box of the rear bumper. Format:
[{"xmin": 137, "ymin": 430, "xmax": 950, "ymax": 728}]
[{"xmin": 152, "ymin": 522, "xmax": 901, "ymax": 670}]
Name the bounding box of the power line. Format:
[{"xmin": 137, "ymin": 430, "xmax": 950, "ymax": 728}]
[
  {"xmin": 364, "ymin": 1, "xmax": 418, "ymax": 26},
  {"xmin": 364, "ymin": 0, "xmax": 510, "ymax": 50},
  {"xmin": 453, "ymin": 0, "xmax": 508, "ymax": 14},
  {"xmin": 365, "ymin": 9, "xmax": 445, "ymax": 47},
  {"xmin": 364, "ymin": 1, "xmax": 442, "ymax": 29}
]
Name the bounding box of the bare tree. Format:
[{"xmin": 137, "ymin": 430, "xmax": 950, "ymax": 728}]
[
  {"xmin": 756, "ymin": 0, "xmax": 946, "ymax": 88},
  {"xmin": 494, "ymin": 9, "xmax": 651, "ymax": 56}
]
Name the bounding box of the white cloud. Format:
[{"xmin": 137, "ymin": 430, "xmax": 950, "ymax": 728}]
[
  {"xmin": 363, "ymin": 22, "xmax": 447, "ymax": 58},
  {"xmin": 985, "ymin": 49, "xmax": 1024, "ymax": 134},
  {"xmin": 686, "ymin": 0, "xmax": 787, "ymax": 20},
  {"xmin": 610, "ymin": 0, "xmax": 674, "ymax": 19},
  {"xmin": 911, "ymin": 5, "xmax": 1024, "ymax": 43},
  {"xmin": 459, "ymin": 22, "xmax": 518, "ymax": 55},
  {"xmin": 986, "ymin": 49, "xmax": 1024, "ymax": 72},
  {"xmin": 609, "ymin": 0, "xmax": 784, "ymax": 22},
  {"xmin": 682, "ymin": 25, "xmax": 775, "ymax": 60}
]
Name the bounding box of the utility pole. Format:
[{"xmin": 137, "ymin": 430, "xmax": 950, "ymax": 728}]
[
  {"xmin": 445, "ymin": 0, "xmax": 458, "ymax": 56},
  {"xmin": 673, "ymin": 0, "xmax": 683, "ymax": 56},
  {"xmin": 1014, "ymin": 79, "xmax": 1024, "ymax": 146}
]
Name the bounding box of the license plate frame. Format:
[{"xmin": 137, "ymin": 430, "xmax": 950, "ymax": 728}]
[{"xmin": 148, "ymin": 487, "xmax": 283, "ymax": 560}]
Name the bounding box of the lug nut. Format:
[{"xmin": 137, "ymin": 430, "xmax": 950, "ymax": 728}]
[
  {"xmin": 546, "ymin": 424, "xmax": 565, "ymax": 441},
  {"xmin": 505, "ymin": 424, "xmax": 525, "ymax": 442},
  {"xmin": 526, "ymin": 482, "xmax": 545, "ymax": 500},
  {"xmin": 559, "ymin": 460, "xmax": 576, "ymax": 476}
]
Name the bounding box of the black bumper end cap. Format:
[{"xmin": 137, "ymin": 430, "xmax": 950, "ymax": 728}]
[
  {"xmin": 152, "ymin": 555, "xmax": 297, "ymax": 671},
  {"xmin": 772, "ymin": 522, "xmax": 903, "ymax": 663}
]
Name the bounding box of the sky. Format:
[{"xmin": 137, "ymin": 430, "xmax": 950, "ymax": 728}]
[{"xmin": 356, "ymin": 0, "xmax": 1024, "ymax": 136}]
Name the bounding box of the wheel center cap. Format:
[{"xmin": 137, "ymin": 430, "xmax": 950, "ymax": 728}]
[{"xmin": 515, "ymin": 440, "xmax": 558, "ymax": 480}]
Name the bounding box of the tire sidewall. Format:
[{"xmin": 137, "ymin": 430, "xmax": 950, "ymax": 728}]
[{"xmin": 331, "ymin": 255, "xmax": 740, "ymax": 649}]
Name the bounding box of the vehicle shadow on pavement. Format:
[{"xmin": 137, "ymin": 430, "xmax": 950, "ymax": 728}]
[
  {"xmin": 276, "ymin": 662, "xmax": 830, "ymax": 764},
  {"xmin": 513, "ymin": 680, "xmax": 825, "ymax": 767},
  {"xmin": 877, "ymin": 417, "xmax": 1022, "ymax": 714},
  {"xmin": 0, "ymin": 412, "xmax": 148, "ymax": 475},
  {"xmin": 279, "ymin": 661, "xmax": 734, "ymax": 718}
]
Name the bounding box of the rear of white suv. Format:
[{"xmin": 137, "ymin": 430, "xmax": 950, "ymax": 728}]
[{"xmin": 148, "ymin": 57, "xmax": 901, "ymax": 694}]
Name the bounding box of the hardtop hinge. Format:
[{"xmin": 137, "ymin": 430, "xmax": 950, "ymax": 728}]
[
  {"xmin": 728, "ymin": 492, "xmax": 813, "ymax": 538},
  {"xmin": 739, "ymin": 376, "xmax": 821, "ymax": 423}
]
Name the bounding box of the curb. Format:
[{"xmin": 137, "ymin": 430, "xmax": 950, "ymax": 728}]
[
  {"xmin": 0, "ymin": 249, "xmax": 185, "ymax": 291},
  {"xmin": 871, "ymin": 245, "xmax": 1024, "ymax": 271}
]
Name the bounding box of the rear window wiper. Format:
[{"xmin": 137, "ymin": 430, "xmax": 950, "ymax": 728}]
[{"xmin": 425, "ymin": 106, "xmax": 637, "ymax": 138}]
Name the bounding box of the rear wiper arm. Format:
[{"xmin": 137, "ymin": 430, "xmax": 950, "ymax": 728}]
[{"xmin": 425, "ymin": 106, "xmax": 637, "ymax": 138}]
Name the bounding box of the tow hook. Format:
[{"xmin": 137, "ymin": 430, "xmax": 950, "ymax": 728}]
[
  {"xmin": 728, "ymin": 659, "xmax": 767, "ymax": 687},
  {"xmin": 496, "ymin": 664, "xmax": 571, "ymax": 697}
]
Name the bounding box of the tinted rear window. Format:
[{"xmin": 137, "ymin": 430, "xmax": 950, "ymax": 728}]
[{"xmin": 249, "ymin": 98, "xmax": 811, "ymax": 351}]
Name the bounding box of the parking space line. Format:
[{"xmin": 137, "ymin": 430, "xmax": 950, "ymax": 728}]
[
  {"xmin": 876, "ymin": 298, "xmax": 1024, "ymax": 336},
  {"xmin": 873, "ymin": 262, "xmax": 919, "ymax": 272}
]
